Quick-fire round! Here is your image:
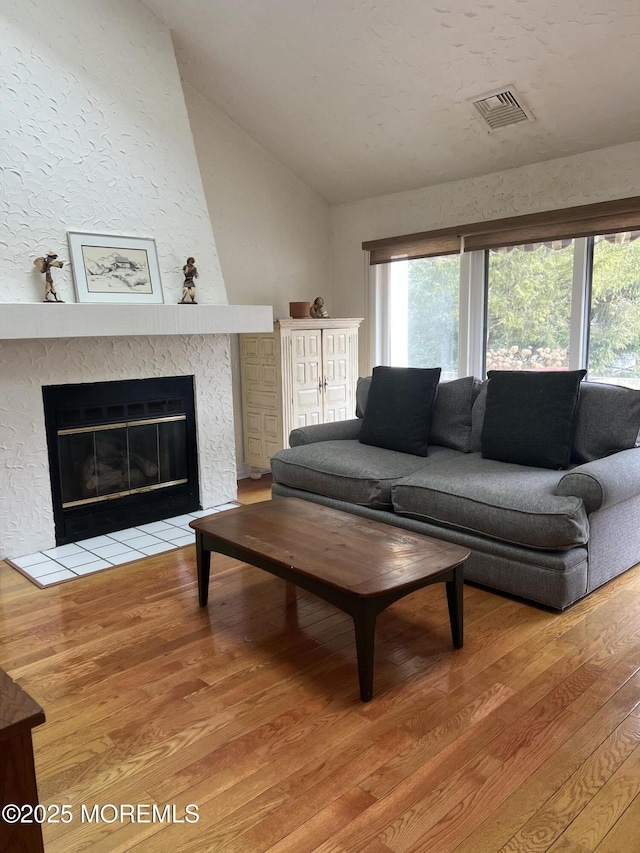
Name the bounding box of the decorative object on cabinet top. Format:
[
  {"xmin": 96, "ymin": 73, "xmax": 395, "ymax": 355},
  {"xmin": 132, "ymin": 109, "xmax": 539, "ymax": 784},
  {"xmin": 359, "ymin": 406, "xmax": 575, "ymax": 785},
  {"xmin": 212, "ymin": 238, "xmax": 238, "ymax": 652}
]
[
  {"xmin": 289, "ymin": 301, "xmax": 311, "ymax": 319},
  {"xmin": 310, "ymin": 296, "xmax": 329, "ymax": 318}
]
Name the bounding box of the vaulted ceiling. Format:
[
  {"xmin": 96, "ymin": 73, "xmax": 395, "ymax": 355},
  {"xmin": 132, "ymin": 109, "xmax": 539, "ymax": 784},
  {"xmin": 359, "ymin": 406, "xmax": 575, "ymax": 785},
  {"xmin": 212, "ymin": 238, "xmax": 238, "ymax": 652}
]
[{"xmin": 142, "ymin": 0, "xmax": 640, "ymax": 204}]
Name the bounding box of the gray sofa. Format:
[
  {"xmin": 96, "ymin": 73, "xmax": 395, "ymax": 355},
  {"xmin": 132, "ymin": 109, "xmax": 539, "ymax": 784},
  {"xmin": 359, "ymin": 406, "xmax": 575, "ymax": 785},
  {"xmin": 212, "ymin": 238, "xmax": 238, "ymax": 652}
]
[{"xmin": 270, "ymin": 376, "xmax": 640, "ymax": 609}]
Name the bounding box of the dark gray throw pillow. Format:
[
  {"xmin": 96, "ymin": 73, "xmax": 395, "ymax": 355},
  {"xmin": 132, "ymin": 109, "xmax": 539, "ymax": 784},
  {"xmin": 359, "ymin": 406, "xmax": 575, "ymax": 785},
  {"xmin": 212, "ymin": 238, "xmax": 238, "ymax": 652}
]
[
  {"xmin": 481, "ymin": 369, "xmax": 587, "ymax": 469},
  {"xmin": 359, "ymin": 366, "xmax": 441, "ymax": 456}
]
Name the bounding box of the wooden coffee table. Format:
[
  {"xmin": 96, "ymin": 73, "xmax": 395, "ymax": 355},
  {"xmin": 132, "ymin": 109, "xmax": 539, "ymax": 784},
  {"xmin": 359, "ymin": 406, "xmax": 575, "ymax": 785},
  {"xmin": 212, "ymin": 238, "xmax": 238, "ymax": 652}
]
[
  {"xmin": 1, "ymin": 669, "xmax": 46, "ymax": 853},
  {"xmin": 190, "ymin": 498, "xmax": 470, "ymax": 701}
]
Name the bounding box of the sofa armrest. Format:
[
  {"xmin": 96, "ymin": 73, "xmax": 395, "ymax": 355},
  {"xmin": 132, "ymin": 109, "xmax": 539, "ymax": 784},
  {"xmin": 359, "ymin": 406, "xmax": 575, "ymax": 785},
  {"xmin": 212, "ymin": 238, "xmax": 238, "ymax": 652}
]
[
  {"xmin": 556, "ymin": 448, "xmax": 640, "ymax": 513},
  {"xmin": 289, "ymin": 418, "xmax": 362, "ymax": 446}
]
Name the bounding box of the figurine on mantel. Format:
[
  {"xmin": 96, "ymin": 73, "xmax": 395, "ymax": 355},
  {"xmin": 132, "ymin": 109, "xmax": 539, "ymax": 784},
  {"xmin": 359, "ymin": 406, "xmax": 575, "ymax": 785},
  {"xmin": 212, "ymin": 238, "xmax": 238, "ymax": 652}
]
[
  {"xmin": 179, "ymin": 257, "xmax": 198, "ymax": 304},
  {"xmin": 33, "ymin": 251, "xmax": 65, "ymax": 302},
  {"xmin": 310, "ymin": 296, "xmax": 329, "ymax": 318}
]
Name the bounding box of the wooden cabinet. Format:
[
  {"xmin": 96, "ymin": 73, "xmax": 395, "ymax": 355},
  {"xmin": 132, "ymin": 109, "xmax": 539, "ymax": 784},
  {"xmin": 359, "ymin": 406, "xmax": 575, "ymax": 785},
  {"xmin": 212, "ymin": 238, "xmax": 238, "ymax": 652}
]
[{"xmin": 240, "ymin": 318, "xmax": 362, "ymax": 473}]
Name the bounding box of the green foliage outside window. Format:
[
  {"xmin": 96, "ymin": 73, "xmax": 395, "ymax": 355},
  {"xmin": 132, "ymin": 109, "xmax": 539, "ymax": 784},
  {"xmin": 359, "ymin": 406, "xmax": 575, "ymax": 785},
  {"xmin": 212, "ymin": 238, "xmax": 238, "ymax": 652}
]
[
  {"xmin": 487, "ymin": 243, "xmax": 573, "ymax": 370},
  {"xmin": 402, "ymin": 236, "xmax": 640, "ymax": 379},
  {"xmin": 589, "ymin": 237, "xmax": 640, "ymax": 378},
  {"xmin": 487, "ymin": 237, "xmax": 640, "ymax": 377},
  {"xmin": 407, "ymin": 256, "xmax": 459, "ymax": 373}
]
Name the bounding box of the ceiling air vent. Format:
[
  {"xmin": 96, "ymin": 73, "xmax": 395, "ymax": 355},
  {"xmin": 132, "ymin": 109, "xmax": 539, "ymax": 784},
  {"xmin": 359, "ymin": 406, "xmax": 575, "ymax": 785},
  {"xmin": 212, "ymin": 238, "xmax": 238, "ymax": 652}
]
[{"xmin": 470, "ymin": 88, "xmax": 533, "ymax": 130}]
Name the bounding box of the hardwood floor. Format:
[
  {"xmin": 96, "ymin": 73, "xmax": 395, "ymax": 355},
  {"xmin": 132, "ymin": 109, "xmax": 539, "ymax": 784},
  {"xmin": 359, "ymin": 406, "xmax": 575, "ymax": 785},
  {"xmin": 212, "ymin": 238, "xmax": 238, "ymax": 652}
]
[{"xmin": 1, "ymin": 475, "xmax": 639, "ymax": 852}]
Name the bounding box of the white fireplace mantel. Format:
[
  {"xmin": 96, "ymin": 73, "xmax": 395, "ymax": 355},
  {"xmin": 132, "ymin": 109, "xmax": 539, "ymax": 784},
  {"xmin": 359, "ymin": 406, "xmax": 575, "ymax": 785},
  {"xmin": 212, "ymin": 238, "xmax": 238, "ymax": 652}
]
[{"xmin": 0, "ymin": 303, "xmax": 273, "ymax": 340}]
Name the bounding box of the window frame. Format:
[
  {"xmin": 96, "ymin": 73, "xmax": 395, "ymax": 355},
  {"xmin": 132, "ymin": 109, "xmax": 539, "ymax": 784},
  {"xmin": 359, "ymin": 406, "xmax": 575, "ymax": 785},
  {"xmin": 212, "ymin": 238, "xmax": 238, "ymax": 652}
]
[{"xmin": 370, "ymin": 230, "xmax": 638, "ymax": 382}]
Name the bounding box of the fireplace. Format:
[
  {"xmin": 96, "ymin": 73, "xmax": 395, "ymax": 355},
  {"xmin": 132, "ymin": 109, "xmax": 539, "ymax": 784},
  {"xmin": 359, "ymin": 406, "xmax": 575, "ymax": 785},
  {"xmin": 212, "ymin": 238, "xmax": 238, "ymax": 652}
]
[{"xmin": 43, "ymin": 376, "xmax": 200, "ymax": 545}]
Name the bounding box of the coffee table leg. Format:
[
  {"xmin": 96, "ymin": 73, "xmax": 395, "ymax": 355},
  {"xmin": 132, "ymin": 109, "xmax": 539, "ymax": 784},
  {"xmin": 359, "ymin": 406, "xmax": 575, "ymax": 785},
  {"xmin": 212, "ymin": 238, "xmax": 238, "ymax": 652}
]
[
  {"xmin": 196, "ymin": 532, "xmax": 211, "ymax": 607},
  {"xmin": 446, "ymin": 564, "xmax": 464, "ymax": 648},
  {"xmin": 353, "ymin": 600, "xmax": 377, "ymax": 702}
]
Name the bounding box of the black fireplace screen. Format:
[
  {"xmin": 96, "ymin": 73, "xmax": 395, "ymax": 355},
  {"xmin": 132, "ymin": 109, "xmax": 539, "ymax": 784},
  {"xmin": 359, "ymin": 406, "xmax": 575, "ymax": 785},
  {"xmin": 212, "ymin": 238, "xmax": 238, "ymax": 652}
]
[
  {"xmin": 43, "ymin": 376, "xmax": 200, "ymax": 545},
  {"xmin": 58, "ymin": 417, "xmax": 189, "ymax": 506}
]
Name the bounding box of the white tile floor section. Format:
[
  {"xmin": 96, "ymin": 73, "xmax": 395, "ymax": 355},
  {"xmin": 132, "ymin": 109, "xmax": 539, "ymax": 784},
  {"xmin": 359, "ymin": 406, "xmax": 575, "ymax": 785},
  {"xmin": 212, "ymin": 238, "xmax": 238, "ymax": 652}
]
[{"xmin": 8, "ymin": 503, "xmax": 241, "ymax": 588}]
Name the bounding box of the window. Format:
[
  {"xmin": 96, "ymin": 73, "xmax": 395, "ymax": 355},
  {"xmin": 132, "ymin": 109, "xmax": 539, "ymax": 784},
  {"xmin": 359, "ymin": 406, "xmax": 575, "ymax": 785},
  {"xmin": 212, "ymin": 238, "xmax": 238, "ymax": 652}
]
[
  {"xmin": 486, "ymin": 240, "xmax": 575, "ymax": 371},
  {"xmin": 588, "ymin": 232, "xmax": 640, "ymax": 388},
  {"xmin": 371, "ymin": 230, "xmax": 640, "ymax": 385},
  {"xmin": 388, "ymin": 257, "xmax": 459, "ymax": 378}
]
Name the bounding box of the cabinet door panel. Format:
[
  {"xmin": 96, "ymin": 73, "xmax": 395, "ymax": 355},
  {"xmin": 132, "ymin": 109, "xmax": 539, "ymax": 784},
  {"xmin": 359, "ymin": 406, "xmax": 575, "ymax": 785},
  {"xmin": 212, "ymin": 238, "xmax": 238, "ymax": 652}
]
[
  {"xmin": 297, "ymin": 387, "xmax": 321, "ymax": 408},
  {"xmin": 296, "ymin": 410, "xmax": 321, "ymax": 427},
  {"xmin": 291, "ymin": 330, "xmax": 322, "ymax": 427},
  {"xmin": 325, "ymin": 384, "xmax": 347, "ymax": 405},
  {"xmin": 244, "ymin": 408, "xmax": 282, "ymax": 468},
  {"xmin": 261, "ymin": 338, "xmax": 277, "ymax": 358},
  {"xmin": 263, "ymin": 415, "xmax": 279, "ymax": 438},
  {"xmin": 324, "ymin": 406, "xmax": 348, "ymax": 423},
  {"xmin": 246, "ymin": 389, "xmax": 277, "ymax": 409},
  {"xmin": 322, "ymin": 328, "xmax": 350, "ymax": 423},
  {"xmin": 262, "ymin": 364, "xmax": 277, "ymax": 384},
  {"xmin": 294, "ymin": 331, "xmax": 320, "ymax": 357}
]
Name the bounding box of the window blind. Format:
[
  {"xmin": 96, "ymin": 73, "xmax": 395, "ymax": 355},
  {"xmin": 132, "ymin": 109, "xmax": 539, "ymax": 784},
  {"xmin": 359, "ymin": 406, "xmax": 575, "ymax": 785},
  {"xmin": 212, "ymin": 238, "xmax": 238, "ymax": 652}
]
[{"xmin": 362, "ymin": 196, "xmax": 640, "ymax": 264}]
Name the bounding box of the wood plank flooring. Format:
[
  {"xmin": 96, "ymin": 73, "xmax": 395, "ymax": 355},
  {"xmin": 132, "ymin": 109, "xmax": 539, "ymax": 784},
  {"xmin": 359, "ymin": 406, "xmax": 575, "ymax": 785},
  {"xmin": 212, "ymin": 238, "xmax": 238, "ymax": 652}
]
[{"xmin": 1, "ymin": 475, "xmax": 639, "ymax": 852}]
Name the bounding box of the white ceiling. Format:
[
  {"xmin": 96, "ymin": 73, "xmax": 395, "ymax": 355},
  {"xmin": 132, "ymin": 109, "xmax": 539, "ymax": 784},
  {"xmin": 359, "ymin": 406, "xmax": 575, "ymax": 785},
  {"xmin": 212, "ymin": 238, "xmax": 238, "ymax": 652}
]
[{"xmin": 142, "ymin": 0, "xmax": 640, "ymax": 204}]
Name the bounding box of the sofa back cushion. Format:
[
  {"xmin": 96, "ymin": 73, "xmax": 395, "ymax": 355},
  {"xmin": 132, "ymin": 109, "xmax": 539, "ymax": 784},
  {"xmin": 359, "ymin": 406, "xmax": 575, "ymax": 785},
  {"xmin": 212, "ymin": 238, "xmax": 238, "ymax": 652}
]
[
  {"xmin": 355, "ymin": 376, "xmax": 371, "ymax": 418},
  {"xmin": 572, "ymin": 381, "xmax": 640, "ymax": 462},
  {"xmin": 430, "ymin": 375, "xmax": 483, "ymax": 452},
  {"xmin": 481, "ymin": 369, "xmax": 586, "ymax": 470},
  {"xmin": 470, "ymin": 380, "xmax": 488, "ymax": 452},
  {"xmin": 357, "ymin": 374, "xmax": 481, "ymax": 453},
  {"xmin": 359, "ymin": 366, "xmax": 441, "ymax": 456},
  {"xmin": 472, "ymin": 378, "xmax": 640, "ymax": 462}
]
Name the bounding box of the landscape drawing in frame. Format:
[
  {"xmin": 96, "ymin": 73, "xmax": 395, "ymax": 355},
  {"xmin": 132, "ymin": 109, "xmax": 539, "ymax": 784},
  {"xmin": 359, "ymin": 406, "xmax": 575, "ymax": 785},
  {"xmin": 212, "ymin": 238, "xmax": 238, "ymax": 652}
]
[{"xmin": 67, "ymin": 232, "xmax": 164, "ymax": 304}]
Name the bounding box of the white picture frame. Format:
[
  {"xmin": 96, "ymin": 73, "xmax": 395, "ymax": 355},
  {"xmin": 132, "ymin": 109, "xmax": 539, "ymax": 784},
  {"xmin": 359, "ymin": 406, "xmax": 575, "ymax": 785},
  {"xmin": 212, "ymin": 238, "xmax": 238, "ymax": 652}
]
[{"xmin": 67, "ymin": 231, "xmax": 164, "ymax": 304}]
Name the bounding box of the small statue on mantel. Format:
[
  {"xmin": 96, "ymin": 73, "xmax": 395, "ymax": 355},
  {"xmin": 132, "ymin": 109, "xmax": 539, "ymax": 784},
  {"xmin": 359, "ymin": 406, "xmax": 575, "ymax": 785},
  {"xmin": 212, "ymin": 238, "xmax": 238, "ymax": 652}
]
[
  {"xmin": 180, "ymin": 257, "xmax": 198, "ymax": 304},
  {"xmin": 34, "ymin": 251, "xmax": 65, "ymax": 302},
  {"xmin": 310, "ymin": 296, "xmax": 329, "ymax": 318}
]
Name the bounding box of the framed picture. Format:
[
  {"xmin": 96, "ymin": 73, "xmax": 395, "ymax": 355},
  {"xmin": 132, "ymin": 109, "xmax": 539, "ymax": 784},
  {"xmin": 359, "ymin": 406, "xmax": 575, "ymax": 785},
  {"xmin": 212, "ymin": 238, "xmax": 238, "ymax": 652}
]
[{"xmin": 67, "ymin": 232, "xmax": 164, "ymax": 304}]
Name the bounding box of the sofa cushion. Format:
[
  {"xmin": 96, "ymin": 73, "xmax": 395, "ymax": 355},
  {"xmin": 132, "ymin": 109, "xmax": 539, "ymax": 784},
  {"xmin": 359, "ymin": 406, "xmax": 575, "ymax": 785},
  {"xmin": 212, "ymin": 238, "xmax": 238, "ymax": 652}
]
[
  {"xmin": 470, "ymin": 380, "xmax": 488, "ymax": 452},
  {"xmin": 571, "ymin": 381, "xmax": 640, "ymax": 463},
  {"xmin": 357, "ymin": 374, "xmax": 481, "ymax": 452},
  {"xmin": 359, "ymin": 366, "xmax": 441, "ymax": 456},
  {"xmin": 481, "ymin": 370, "xmax": 586, "ymax": 469},
  {"xmin": 391, "ymin": 453, "xmax": 589, "ymax": 550},
  {"xmin": 355, "ymin": 376, "xmax": 371, "ymax": 418},
  {"xmin": 270, "ymin": 441, "xmax": 461, "ymax": 509},
  {"xmin": 430, "ymin": 375, "xmax": 483, "ymax": 452}
]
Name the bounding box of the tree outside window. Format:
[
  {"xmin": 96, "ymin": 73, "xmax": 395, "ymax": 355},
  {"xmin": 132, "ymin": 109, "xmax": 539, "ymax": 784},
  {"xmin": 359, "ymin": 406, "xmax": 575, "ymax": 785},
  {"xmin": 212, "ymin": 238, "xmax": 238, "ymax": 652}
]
[
  {"xmin": 486, "ymin": 240, "xmax": 573, "ymax": 371},
  {"xmin": 589, "ymin": 233, "xmax": 640, "ymax": 386},
  {"xmin": 389, "ymin": 256, "xmax": 459, "ymax": 379}
]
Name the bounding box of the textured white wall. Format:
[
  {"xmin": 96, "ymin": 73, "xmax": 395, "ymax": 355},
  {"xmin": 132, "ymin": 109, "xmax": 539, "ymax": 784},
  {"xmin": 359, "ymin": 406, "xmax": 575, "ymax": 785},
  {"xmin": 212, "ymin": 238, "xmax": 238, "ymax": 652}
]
[
  {"xmin": 0, "ymin": 0, "xmax": 237, "ymax": 555},
  {"xmin": 0, "ymin": 335, "xmax": 236, "ymax": 558},
  {"xmin": 330, "ymin": 140, "xmax": 640, "ymax": 372},
  {"xmin": 181, "ymin": 80, "xmax": 331, "ymax": 473},
  {"xmin": 0, "ymin": 0, "xmax": 226, "ymax": 305},
  {"xmin": 182, "ymin": 80, "xmax": 330, "ymax": 318}
]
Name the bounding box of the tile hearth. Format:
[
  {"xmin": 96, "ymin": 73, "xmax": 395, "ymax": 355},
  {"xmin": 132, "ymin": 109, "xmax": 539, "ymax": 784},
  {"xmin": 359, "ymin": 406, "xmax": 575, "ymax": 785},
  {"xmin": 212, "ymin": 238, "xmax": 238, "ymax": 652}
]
[{"xmin": 8, "ymin": 503, "xmax": 240, "ymax": 588}]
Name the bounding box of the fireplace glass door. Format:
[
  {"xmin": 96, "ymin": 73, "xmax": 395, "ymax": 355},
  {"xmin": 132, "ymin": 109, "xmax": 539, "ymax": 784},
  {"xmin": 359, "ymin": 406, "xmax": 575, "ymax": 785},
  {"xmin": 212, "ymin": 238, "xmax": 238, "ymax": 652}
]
[{"xmin": 58, "ymin": 417, "xmax": 188, "ymax": 507}]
